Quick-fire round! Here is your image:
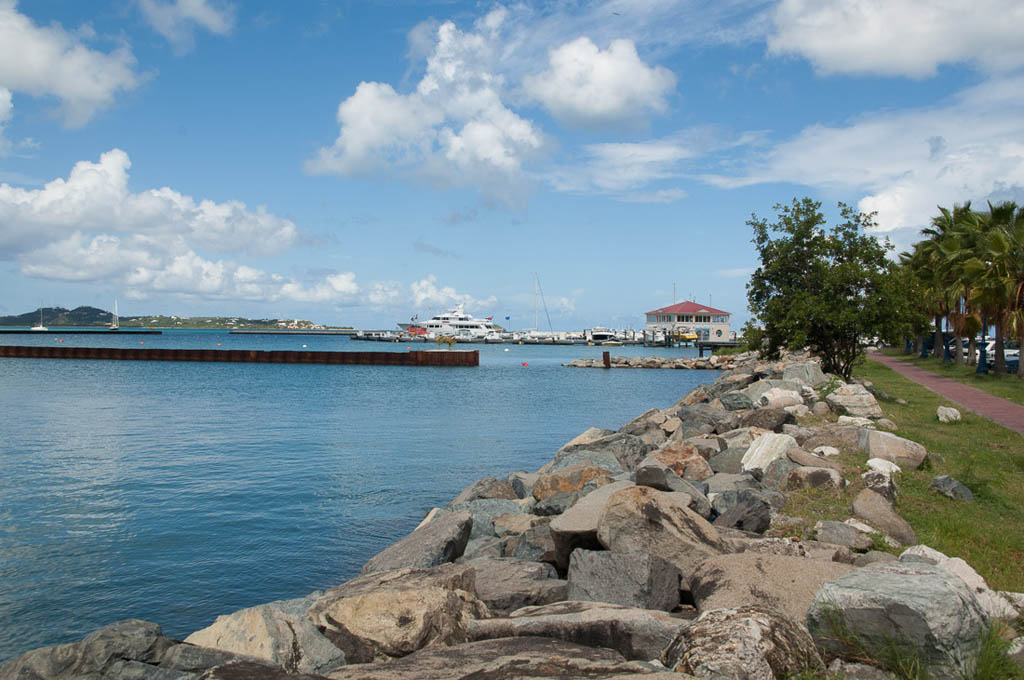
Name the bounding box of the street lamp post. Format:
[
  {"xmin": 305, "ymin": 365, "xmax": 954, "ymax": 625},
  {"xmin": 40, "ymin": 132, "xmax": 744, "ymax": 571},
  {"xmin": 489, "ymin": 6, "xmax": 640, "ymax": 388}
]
[{"xmin": 976, "ymin": 317, "xmax": 989, "ymax": 374}]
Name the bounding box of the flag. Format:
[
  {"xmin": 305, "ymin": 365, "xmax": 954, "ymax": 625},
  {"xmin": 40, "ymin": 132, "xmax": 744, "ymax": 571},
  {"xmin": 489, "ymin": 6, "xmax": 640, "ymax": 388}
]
[
  {"xmin": 505, "ymin": 315, "xmax": 510, "ymax": 321},
  {"xmin": 486, "ymin": 316, "xmax": 493, "ymax": 321}
]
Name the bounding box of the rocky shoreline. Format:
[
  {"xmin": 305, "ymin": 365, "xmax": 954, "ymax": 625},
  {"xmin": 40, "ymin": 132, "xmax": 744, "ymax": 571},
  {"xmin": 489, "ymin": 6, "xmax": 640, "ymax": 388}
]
[
  {"xmin": 564, "ymin": 353, "xmax": 740, "ymax": 370},
  {"xmin": 3, "ymin": 351, "xmax": 1022, "ymax": 679}
]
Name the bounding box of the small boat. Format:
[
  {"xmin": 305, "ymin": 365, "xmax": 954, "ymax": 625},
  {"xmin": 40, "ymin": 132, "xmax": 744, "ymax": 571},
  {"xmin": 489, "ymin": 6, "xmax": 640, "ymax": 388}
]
[
  {"xmin": 110, "ymin": 300, "xmax": 119, "ymax": 331},
  {"xmin": 31, "ymin": 305, "xmax": 47, "ymax": 331}
]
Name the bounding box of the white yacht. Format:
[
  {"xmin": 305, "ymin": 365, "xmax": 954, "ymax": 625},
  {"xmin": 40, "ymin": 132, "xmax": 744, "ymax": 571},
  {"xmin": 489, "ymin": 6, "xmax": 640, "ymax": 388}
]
[{"xmin": 419, "ymin": 304, "xmax": 495, "ymax": 341}]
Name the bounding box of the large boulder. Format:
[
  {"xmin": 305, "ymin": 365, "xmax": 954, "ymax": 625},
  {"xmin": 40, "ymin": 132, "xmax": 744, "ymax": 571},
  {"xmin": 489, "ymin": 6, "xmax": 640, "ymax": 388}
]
[
  {"xmin": 758, "ymin": 388, "xmax": 804, "ymax": 409},
  {"xmin": 548, "ymin": 480, "xmax": 633, "ymax": 571},
  {"xmin": 184, "ymin": 594, "xmax": 345, "ymax": 675},
  {"xmin": 449, "ymin": 499, "xmax": 523, "ymax": 541},
  {"xmin": 634, "ymin": 457, "xmax": 712, "ymax": 518},
  {"xmin": 546, "ymin": 433, "xmax": 649, "ymax": 474},
  {"xmin": 360, "ymin": 510, "xmax": 472, "ymax": 575},
  {"xmin": 306, "ymin": 564, "xmax": 490, "ymax": 664},
  {"xmin": 801, "ymin": 425, "xmax": 862, "ymax": 453},
  {"xmin": 323, "ymin": 636, "xmax": 668, "ymax": 680},
  {"xmin": 852, "ymin": 490, "xmax": 916, "ymax": 546},
  {"xmin": 899, "ymin": 546, "xmax": 1019, "ymax": 621},
  {"xmin": 857, "ymin": 430, "xmax": 927, "ymax": 470},
  {"xmin": 501, "ymin": 520, "xmax": 557, "ymax": 565},
  {"xmin": 532, "ymin": 463, "xmax": 614, "ymax": 502},
  {"xmin": 739, "ymin": 408, "xmax": 796, "ymax": 433},
  {"xmin": 567, "ymin": 549, "xmax": 681, "ymax": 612},
  {"xmin": 813, "ymin": 521, "xmax": 873, "ymax": 551},
  {"xmin": 459, "ymin": 557, "xmax": 567, "ymax": 615},
  {"xmin": 649, "ymin": 441, "xmax": 714, "ymax": 482},
  {"xmin": 662, "ymin": 604, "xmax": 824, "ymax": 678},
  {"xmin": 0, "ymin": 620, "xmax": 182, "ymax": 680},
  {"xmin": 783, "ymin": 361, "xmax": 828, "ymax": 387},
  {"xmin": 741, "ymin": 379, "xmax": 803, "ymax": 404},
  {"xmin": 595, "ymin": 486, "xmax": 730, "ymax": 576},
  {"xmin": 708, "ymin": 447, "xmax": 745, "ymax": 474},
  {"xmin": 807, "ymin": 562, "xmax": 988, "ymax": 678},
  {"xmin": 448, "ymin": 477, "xmax": 517, "ymax": 506},
  {"xmin": 467, "ymin": 601, "xmax": 687, "ymax": 662},
  {"xmin": 826, "ymin": 384, "xmax": 883, "ymax": 418},
  {"xmin": 740, "ymin": 433, "xmax": 798, "ymax": 474},
  {"xmin": 689, "ymin": 553, "xmax": 852, "ymax": 625},
  {"xmin": 712, "ymin": 500, "xmax": 772, "ymax": 534},
  {"xmin": 721, "ymin": 391, "xmax": 754, "ymax": 411}
]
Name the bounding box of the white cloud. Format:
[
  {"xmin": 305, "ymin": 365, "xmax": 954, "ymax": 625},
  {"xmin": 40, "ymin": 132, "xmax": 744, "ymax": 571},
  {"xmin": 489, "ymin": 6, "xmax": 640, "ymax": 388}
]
[
  {"xmin": 524, "ymin": 37, "xmax": 675, "ymax": 128},
  {"xmin": 0, "ymin": 87, "xmax": 10, "ymax": 154},
  {"xmin": 366, "ymin": 281, "xmax": 402, "ymax": 306},
  {"xmin": 138, "ymin": 0, "xmax": 234, "ymax": 53},
  {"xmin": 617, "ymin": 188, "xmax": 687, "ymax": 203},
  {"xmin": 700, "ymin": 76, "xmax": 1024, "ymax": 243},
  {"xmin": 0, "ymin": 1, "xmax": 143, "ymax": 126},
  {"xmin": 0, "ymin": 149, "xmax": 355, "ymax": 304},
  {"xmin": 768, "ymin": 0, "xmax": 1024, "ymax": 77},
  {"xmin": 714, "ymin": 267, "xmax": 754, "ymax": 278},
  {"xmin": 410, "ymin": 274, "xmax": 497, "ymax": 312},
  {"xmin": 0, "ymin": 149, "xmax": 297, "ymax": 256},
  {"xmin": 308, "ymin": 10, "xmax": 543, "ymax": 206},
  {"xmin": 548, "ymin": 137, "xmax": 694, "ymax": 194}
]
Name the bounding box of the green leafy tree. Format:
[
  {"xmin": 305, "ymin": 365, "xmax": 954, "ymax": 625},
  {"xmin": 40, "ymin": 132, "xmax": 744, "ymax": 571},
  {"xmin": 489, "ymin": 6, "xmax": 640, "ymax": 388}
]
[{"xmin": 746, "ymin": 198, "xmax": 911, "ymax": 380}]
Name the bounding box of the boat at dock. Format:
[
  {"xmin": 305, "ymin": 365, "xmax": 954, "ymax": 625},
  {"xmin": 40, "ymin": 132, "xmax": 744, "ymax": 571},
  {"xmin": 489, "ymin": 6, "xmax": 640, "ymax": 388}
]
[{"xmin": 399, "ymin": 305, "xmax": 497, "ymax": 341}]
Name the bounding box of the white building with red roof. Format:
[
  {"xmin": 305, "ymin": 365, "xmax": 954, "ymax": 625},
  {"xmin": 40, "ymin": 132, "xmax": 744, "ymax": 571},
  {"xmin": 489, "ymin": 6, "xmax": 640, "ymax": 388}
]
[{"xmin": 645, "ymin": 301, "xmax": 731, "ymax": 341}]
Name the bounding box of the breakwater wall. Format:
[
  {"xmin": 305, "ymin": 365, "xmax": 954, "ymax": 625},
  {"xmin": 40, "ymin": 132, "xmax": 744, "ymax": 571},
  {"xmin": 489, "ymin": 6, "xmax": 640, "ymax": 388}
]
[{"xmin": 0, "ymin": 345, "xmax": 478, "ymax": 366}]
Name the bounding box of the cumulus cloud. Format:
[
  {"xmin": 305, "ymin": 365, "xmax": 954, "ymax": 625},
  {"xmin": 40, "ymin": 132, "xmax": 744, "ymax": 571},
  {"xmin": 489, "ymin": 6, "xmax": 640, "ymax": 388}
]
[
  {"xmin": 307, "ymin": 10, "xmax": 543, "ymax": 206},
  {"xmin": 138, "ymin": 0, "xmax": 235, "ymax": 53},
  {"xmin": 0, "ymin": 1, "xmax": 143, "ymax": 127},
  {"xmin": 700, "ymin": 76, "xmax": 1024, "ymax": 243},
  {"xmin": 523, "ymin": 37, "xmax": 675, "ymax": 128},
  {"xmin": 768, "ymin": 0, "xmax": 1024, "ymax": 77},
  {"xmin": 366, "ymin": 281, "xmax": 402, "ymax": 306},
  {"xmin": 410, "ymin": 274, "xmax": 496, "ymax": 312},
  {"xmin": 0, "ymin": 149, "xmax": 361, "ymax": 304}
]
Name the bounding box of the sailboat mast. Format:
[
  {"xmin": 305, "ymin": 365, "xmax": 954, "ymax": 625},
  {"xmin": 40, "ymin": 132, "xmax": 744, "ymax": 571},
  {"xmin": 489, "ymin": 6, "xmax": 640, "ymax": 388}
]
[{"xmin": 534, "ymin": 273, "xmax": 539, "ymax": 331}]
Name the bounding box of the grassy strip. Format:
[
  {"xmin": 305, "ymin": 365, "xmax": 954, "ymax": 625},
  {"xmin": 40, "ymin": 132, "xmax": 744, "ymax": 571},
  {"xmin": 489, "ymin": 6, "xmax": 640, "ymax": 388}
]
[
  {"xmin": 880, "ymin": 349, "xmax": 1024, "ymax": 406},
  {"xmin": 768, "ymin": 359, "xmax": 1024, "ymax": 593}
]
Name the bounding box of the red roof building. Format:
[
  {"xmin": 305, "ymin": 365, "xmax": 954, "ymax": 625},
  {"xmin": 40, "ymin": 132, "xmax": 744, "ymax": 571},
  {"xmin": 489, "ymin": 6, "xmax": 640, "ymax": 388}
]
[{"xmin": 645, "ymin": 301, "xmax": 732, "ymax": 341}]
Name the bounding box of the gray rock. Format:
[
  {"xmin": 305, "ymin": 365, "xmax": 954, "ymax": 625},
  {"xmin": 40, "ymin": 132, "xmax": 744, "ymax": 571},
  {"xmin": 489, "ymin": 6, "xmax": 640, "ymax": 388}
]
[
  {"xmin": 508, "ymin": 471, "xmax": 539, "ymax": 499},
  {"xmin": 814, "ymin": 521, "xmax": 873, "ymax": 551},
  {"xmin": 160, "ymin": 644, "xmax": 246, "ymax": 673},
  {"xmin": 634, "ymin": 455, "xmax": 712, "ymax": 518},
  {"xmin": 448, "ymin": 477, "xmax": 517, "ymax": 506},
  {"xmin": 827, "ymin": 659, "xmax": 897, "ymax": 679},
  {"xmin": 684, "ymin": 436, "xmax": 724, "ymax": 459},
  {"xmin": 937, "ymin": 406, "xmax": 962, "ymax": 423},
  {"xmin": 662, "ymin": 604, "xmax": 823, "ymax": 677},
  {"xmin": 532, "ymin": 490, "xmax": 579, "ymax": 516},
  {"xmin": 807, "ymin": 562, "xmax": 988, "ymax": 678},
  {"xmin": 468, "ymin": 601, "xmax": 687, "ymax": 662},
  {"xmin": 690, "ymin": 553, "xmax": 852, "ymax": 624},
  {"xmin": 324, "ymin": 636, "xmax": 660, "ymax": 680},
  {"xmin": 760, "ymin": 458, "xmax": 800, "ymax": 490},
  {"xmin": 787, "ymin": 448, "xmax": 843, "ymax": 471},
  {"xmin": 786, "ymin": 466, "xmax": 844, "ymax": 490},
  {"xmin": 741, "ymin": 433, "xmax": 798, "ymax": 474},
  {"xmin": 708, "ymin": 447, "xmax": 745, "ymax": 474},
  {"xmin": 567, "ymin": 549, "xmax": 681, "ymax": 611},
  {"xmin": 811, "ymin": 401, "xmax": 832, "ymax": 417},
  {"xmin": 741, "ymin": 379, "xmax": 804, "ymax": 403},
  {"xmin": 502, "ymin": 520, "xmax": 557, "ymax": 566},
  {"xmin": 721, "ymin": 391, "xmax": 754, "ymax": 411},
  {"xmin": 712, "ymin": 500, "xmax": 772, "ymax": 534},
  {"xmin": 858, "ymin": 430, "xmax": 927, "ymax": 470},
  {"xmin": 802, "ymin": 425, "xmax": 862, "ymax": 453},
  {"xmin": 360, "ymin": 510, "xmax": 472, "ymax": 575},
  {"xmin": 852, "ymin": 550, "xmax": 898, "ymax": 567},
  {"xmin": 705, "ymin": 472, "xmax": 761, "ymax": 496},
  {"xmin": 184, "ymin": 594, "xmax": 345, "ymax": 675},
  {"xmin": 852, "ymin": 489, "xmax": 916, "ymax": 546},
  {"xmin": 538, "ymin": 448, "xmax": 625, "ymax": 476},
  {"xmin": 195, "ymin": 661, "xmax": 329, "ymax": 679},
  {"xmin": 459, "ymin": 536, "xmax": 503, "ymax": 560},
  {"xmin": 596, "ymin": 486, "xmax": 730, "ymax": 576},
  {"xmin": 826, "ymin": 383, "xmax": 883, "ymax": 418},
  {"xmin": 739, "ymin": 407, "xmax": 796, "ymax": 432},
  {"xmin": 0, "ymin": 620, "xmax": 179, "ymax": 680},
  {"xmin": 710, "ymin": 488, "xmax": 785, "ymax": 517},
  {"xmin": 461, "ymin": 557, "xmax": 567, "ymax": 614},
  {"xmin": 930, "ymin": 475, "xmax": 974, "ymax": 501},
  {"xmin": 107, "ymin": 659, "xmax": 195, "ymax": 679},
  {"xmin": 548, "ymin": 480, "xmax": 633, "ymax": 571},
  {"xmin": 551, "ymin": 432, "xmax": 649, "ymax": 474},
  {"xmin": 861, "ymin": 469, "xmax": 898, "ymax": 503},
  {"xmin": 783, "ymin": 361, "xmax": 828, "ymax": 387}
]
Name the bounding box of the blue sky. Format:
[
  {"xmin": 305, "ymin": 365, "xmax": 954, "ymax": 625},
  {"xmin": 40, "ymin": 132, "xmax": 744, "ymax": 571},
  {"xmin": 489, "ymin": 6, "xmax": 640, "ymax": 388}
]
[{"xmin": 1, "ymin": 0, "xmax": 1022, "ymax": 330}]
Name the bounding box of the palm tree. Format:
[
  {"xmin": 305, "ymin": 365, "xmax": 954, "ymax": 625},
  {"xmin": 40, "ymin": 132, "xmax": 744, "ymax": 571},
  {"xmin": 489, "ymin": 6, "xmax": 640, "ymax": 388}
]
[{"xmin": 979, "ymin": 201, "xmax": 1024, "ymax": 377}]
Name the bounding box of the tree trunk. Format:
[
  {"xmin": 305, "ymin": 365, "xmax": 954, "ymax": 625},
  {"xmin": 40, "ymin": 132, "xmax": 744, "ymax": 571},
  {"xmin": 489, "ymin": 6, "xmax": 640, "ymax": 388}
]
[
  {"xmin": 968, "ymin": 337, "xmax": 977, "ymax": 366},
  {"xmin": 1018, "ymin": 329, "xmax": 1024, "ymax": 379},
  {"xmin": 932, "ymin": 315, "xmax": 943, "ymax": 358},
  {"xmin": 994, "ymin": 318, "xmax": 1006, "ymax": 374}
]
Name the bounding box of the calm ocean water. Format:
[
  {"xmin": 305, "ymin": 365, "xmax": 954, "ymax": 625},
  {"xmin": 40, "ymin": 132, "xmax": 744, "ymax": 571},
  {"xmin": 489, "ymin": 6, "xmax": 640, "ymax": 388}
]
[{"xmin": 0, "ymin": 330, "xmax": 716, "ymax": 662}]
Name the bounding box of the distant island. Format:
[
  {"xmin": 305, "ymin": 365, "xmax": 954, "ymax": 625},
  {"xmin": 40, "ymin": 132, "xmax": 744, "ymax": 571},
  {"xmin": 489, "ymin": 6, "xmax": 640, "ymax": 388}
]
[{"xmin": 0, "ymin": 306, "xmax": 350, "ymax": 331}]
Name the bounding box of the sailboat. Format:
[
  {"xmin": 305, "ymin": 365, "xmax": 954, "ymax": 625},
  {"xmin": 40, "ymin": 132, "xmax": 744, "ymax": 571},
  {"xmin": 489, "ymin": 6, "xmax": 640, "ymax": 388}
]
[
  {"xmin": 110, "ymin": 300, "xmax": 119, "ymax": 331},
  {"xmin": 30, "ymin": 303, "xmax": 47, "ymax": 331}
]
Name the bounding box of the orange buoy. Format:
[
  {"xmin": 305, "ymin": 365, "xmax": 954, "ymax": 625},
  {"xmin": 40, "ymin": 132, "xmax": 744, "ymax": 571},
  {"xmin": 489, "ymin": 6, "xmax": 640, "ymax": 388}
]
[
  {"xmin": 139, "ymin": 341, "xmax": 144, "ymax": 344},
  {"xmin": 217, "ymin": 343, "xmax": 222, "ymax": 346},
  {"xmin": 522, "ymin": 361, "xmax": 528, "ymax": 367}
]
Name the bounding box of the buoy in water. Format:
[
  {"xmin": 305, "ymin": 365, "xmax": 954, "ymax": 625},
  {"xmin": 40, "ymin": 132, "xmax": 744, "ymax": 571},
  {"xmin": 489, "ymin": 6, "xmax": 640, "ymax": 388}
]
[
  {"xmin": 504, "ymin": 348, "xmax": 509, "ymax": 352},
  {"xmin": 302, "ymin": 344, "xmax": 307, "ymax": 348},
  {"xmin": 217, "ymin": 343, "xmax": 222, "ymax": 346},
  {"xmin": 522, "ymin": 361, "xmax": 528, "ymax": 367}
]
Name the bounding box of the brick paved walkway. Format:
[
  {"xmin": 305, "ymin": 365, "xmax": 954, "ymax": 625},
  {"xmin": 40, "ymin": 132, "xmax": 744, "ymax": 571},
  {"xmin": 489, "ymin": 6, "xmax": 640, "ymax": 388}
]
[{"xmin": 868, "ymin": 352, "xmax": 1024, "ymax": 436}]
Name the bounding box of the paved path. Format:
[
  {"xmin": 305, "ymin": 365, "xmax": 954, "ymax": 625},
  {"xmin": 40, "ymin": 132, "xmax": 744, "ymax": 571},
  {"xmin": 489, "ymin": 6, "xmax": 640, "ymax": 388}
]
[{"xmin": 868, "ymin": 352, "xmax": 1024, "ymax": 436}]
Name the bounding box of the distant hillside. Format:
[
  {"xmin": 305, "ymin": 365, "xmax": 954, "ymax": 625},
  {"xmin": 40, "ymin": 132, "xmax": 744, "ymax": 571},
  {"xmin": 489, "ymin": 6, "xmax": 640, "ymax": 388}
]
[
  {"xmin": 0, "ymin": 306, "xmax": 345, "ymax": 330},
  {"xmin": 0, "ymin": 306, "xmax": 112, "ymax": 326}
]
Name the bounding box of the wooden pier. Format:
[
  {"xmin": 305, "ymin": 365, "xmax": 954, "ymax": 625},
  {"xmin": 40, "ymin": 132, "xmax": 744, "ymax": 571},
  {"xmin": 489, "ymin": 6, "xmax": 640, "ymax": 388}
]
[{"xmin": 0, "ymin": 345, "xmax": 478, "ymax": 366}]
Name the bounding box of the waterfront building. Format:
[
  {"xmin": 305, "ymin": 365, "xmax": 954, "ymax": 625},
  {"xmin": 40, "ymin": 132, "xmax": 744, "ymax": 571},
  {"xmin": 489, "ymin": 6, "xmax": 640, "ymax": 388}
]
[{"xmin": 645, "ymin": 301, "xmax": 731, "ymax": 341}]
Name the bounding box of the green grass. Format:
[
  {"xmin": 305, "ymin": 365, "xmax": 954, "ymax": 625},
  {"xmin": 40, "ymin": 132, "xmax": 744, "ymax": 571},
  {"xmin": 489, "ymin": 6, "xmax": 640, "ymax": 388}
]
[
  {"xmin": 851, "ymin": 360, "xmax": 1024, "ymax": 591},
  {"xmin": 879, "ymin": 349, "xmax": 1024, "ymax": 406}
]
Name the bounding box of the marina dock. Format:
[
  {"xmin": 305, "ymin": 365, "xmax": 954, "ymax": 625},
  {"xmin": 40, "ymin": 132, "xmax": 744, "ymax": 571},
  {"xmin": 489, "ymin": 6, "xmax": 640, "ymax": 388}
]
[{"xmin": 0, "ymin": 345, "xmax": 478, "ymax": 366}]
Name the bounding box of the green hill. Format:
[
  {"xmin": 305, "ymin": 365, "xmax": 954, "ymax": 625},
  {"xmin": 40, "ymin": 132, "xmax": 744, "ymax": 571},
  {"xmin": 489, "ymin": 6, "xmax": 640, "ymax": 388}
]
[
  {"xmin": 0, "ymin": 306, "xmax": 345, "ymax": 330},
  {"xmin": 0, "ymin": 306, "xmax": 112, "ymax": 326}
]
